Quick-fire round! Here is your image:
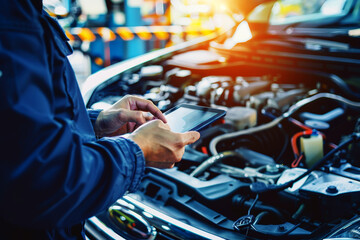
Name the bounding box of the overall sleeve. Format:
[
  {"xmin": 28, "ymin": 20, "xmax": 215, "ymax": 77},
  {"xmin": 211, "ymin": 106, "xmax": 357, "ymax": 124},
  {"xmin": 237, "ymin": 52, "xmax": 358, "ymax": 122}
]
[
  {"xmin": 87, "ymin": 109, "xmax": 103, "ymax": 127},
  {"xmin": 0, "ymin": 2, "xmax": 145, "ymax": 229}
]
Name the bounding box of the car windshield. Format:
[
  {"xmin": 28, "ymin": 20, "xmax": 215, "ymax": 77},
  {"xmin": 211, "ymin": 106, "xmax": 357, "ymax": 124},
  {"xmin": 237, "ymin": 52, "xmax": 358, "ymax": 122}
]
[{"xmin": 269, "ymin": 0, "xmax": 352, "ymax": 25}]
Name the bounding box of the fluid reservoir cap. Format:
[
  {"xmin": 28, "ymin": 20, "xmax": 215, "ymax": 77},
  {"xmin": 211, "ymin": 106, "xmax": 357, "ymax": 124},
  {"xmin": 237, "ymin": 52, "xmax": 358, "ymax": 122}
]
[
  {"xmin": 175, "ymin": 69, "xmax": 191, "ymax": 78},
  {"xmin": 225, "ymin": 107, "xmax": 257, "ymax": 130},
  {"xmin": 304, "ymin": 120, "xmax": 330, "ymax": 130},
  {"xmin": 140, "ymin": 65, "xmax": 163, "ymax": 80},
  {"xmin": 167, "ymin": 69, "xmax": 192, "ymax": 87},
  {"xmin": 196, "ymin": 76, "xmax": 232, "ymax": 98}
]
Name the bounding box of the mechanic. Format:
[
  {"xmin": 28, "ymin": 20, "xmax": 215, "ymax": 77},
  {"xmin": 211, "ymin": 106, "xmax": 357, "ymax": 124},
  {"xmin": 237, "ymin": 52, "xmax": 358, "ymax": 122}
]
[{"xmin": 0, "ymin": 1, "xmax": 200, "ymax": 239}]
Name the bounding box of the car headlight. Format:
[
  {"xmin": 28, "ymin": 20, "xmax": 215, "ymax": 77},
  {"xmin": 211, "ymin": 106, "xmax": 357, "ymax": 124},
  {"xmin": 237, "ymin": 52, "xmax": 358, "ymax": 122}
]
[{"xmin": 324, "ymin": 218, "xmax": 360, "ymax": 239}]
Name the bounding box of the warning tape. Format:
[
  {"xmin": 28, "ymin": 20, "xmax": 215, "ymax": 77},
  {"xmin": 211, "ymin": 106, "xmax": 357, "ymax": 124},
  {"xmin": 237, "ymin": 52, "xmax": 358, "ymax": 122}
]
[{"xmin": 65, "ymin": 25, "xmax": 219, "ymax": 42}]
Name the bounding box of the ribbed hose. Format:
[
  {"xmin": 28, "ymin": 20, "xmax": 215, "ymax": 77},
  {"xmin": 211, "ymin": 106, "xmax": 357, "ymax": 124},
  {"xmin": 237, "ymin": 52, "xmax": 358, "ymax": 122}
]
[
  {"xmin": 209, "ymin": 93, "xmax": 360, "ymax": 156},
  {"xmin": 189, "ymin": 151, "xmax": 238, "ymax": 177}
]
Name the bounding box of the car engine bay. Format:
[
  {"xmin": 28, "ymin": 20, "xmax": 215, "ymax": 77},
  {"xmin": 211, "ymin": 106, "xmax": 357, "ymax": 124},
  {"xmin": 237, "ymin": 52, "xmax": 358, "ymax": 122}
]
[{"xmin": 85, "ymin": 46, "xmax": 360, "ymax": 239}]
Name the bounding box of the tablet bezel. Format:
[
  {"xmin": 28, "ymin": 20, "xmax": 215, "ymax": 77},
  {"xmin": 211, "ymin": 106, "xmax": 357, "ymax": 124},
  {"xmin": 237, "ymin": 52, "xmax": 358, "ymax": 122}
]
[{"xmin": 163, "ymin": 104, "xmax": 226, "ymax": 132}]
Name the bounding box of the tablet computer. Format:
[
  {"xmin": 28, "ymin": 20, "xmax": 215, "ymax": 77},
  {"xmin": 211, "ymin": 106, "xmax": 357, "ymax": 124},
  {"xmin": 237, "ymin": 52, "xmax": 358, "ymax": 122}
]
[{"xmin": 164, "ymin": 104, "xmax": 226, "ymax": 133}]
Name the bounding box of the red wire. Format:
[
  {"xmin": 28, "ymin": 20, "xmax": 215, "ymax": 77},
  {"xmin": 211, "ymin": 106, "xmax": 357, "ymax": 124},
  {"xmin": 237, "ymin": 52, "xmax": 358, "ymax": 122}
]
[
  {"xmin": 291, "ymin": 129, "xmax": 313, "ymax": 158},
  {"xmin": 289, "ymin": 118, "xmax": 330, "ymax": 168},
  {"xmin": 289, "ymin": 117, "xmax": 312, "ymax": 131},
  {"xmin": 201, "ymin": 146, "xmax": 209, "ymax": 155},
  {"xmin": 291, "ymin": 154, "xmax": 304, "ymax": 168}
]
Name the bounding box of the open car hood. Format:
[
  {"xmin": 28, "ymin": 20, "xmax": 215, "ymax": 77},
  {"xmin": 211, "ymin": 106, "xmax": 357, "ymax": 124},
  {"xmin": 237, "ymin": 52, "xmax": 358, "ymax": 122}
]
[{"xmin": 81, "ymin": 1, "xmax": 360, "ymax": 239}]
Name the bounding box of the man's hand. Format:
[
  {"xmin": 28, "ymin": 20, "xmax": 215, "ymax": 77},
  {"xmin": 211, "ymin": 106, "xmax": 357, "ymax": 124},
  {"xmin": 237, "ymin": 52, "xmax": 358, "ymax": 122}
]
[
  {"xmin": 127, "ymin": 120, "xmax": 200, "ymax": 168},
  {"xmin": 94, "ymin": 95, "xmax": 167, "ymax": 137}
]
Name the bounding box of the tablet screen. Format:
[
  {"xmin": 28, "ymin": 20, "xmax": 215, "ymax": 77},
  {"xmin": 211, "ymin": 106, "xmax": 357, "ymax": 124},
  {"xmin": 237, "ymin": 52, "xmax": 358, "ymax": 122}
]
[{"xmin": 164, "ymin": 104, "xmax": 226, "ymax": 133}]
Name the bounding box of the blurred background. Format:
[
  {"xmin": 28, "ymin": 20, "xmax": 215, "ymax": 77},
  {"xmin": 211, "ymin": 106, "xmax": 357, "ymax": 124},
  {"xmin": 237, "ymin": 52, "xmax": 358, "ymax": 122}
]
[{"xmin": 43, "ymin": 0, "xmax": 346, "ymax": 87}]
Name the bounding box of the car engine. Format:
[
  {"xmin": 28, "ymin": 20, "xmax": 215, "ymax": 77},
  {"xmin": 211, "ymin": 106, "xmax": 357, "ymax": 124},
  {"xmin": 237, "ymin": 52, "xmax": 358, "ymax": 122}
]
[{"xmin": 85, "ymin": 48, "xmax": 360, "ymax": 239}]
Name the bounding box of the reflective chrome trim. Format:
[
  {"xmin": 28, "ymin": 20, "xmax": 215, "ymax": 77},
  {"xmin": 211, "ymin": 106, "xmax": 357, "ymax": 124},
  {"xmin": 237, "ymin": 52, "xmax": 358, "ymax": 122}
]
[
  {"xmin": 122, "ymin": 195, "xmax": 226, "ymax": 240},
  {"xmin": 87, "ymin": 216, "xmax": 126, "ymax": 240}
]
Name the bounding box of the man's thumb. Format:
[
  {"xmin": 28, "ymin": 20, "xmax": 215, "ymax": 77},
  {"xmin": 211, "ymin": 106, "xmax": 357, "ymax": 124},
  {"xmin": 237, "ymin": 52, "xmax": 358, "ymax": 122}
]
[{"xmin": 181, "ymin": 131, "xmax": 200, "ymax": 145}]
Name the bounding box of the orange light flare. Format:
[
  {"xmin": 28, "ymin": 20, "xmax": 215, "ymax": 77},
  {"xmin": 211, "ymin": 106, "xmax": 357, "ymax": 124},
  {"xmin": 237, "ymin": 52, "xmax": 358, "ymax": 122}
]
[{"xmin": 175, "ymin": 0, "xmax": 236, "ymax": 33}]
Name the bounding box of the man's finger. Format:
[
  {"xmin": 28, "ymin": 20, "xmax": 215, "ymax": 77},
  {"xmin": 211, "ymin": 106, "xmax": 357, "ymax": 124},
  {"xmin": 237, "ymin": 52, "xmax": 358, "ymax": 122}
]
[
  {"xmin": 180, "ymin": 131, "xmax": 201, "ymax": 145},
  {"xmin": 134, "ymin": 98, "xmax": 167, "ymax": 123},
  {"xmin": 120, "ymin": 109, "xmax": 147, "ymax": 125}
]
